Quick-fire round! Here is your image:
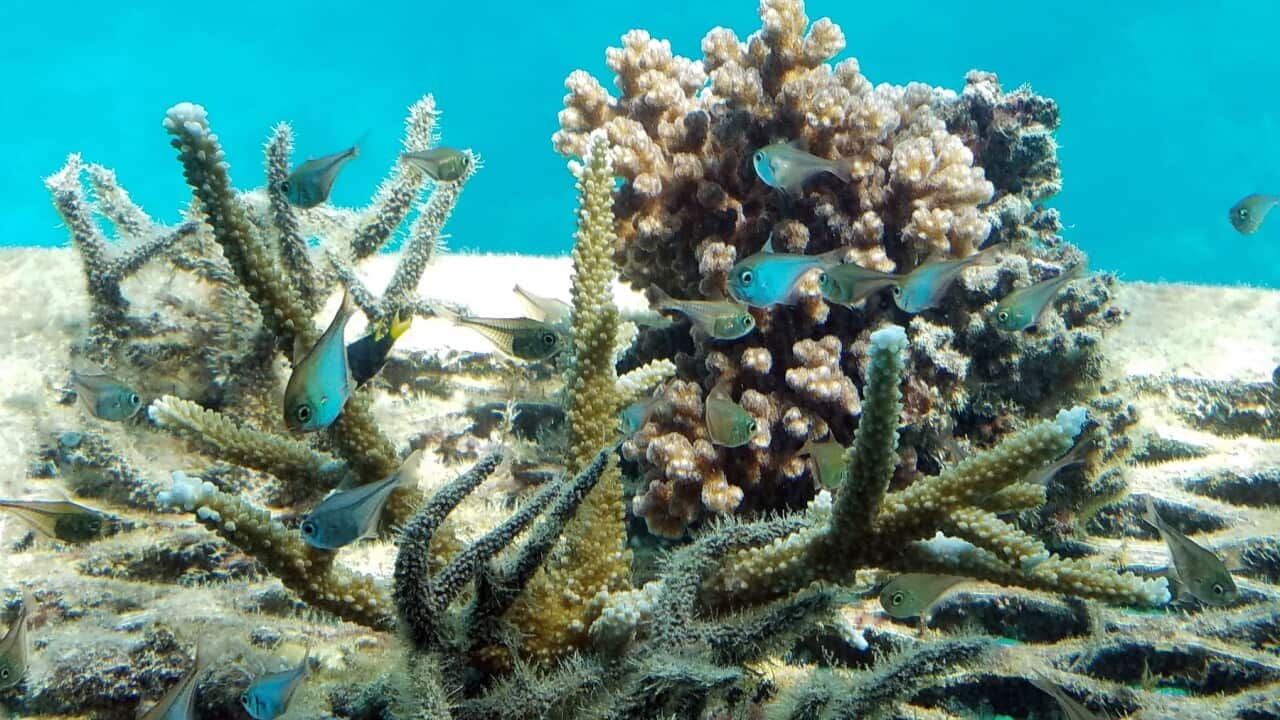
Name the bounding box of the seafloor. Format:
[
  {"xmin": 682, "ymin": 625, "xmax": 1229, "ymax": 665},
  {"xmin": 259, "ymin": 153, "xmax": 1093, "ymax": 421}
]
[{"xmin": 0, "ymin": 247, "xmax": 1278, "ymax": 719}]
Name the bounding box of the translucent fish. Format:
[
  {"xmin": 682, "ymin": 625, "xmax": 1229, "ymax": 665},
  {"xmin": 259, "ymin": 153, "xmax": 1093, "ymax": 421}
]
[
  {"xmin": 347, "ymin": 310, "xmax": 412, "ymax": 387},
  {"xmin": 726, "ymin": 236, "xmax": 845, "ymax": 308},
  {"xmin": 797, "ymin": 439, "xmax": 849, "ymax": 489},
  {"xmin": 513, "ymin": 284, "xmax": 570, "ymax": 326},
  {"xmin": 436, "ymin": 307, "xmax": 566, "ymax": 361},
  {"xmin": 891, "ymin": 246, "xmax": 1001, "ymax": 314},
  {"xmin": 1024, "ymin": 438, "xmax": 1089, "ymax": 488},
  {"xmin": 752, "ymin": 140, "xmax": 851, "ymax": 195},
  {"xmin": 878, "ymin": 574, "xmax": 967, "ymax": 619},
  {"xmin": 1141, "ymin": 496, "xmax": 1237, "ymax": 606},
  {"xmin": 819, "ymin": 261, "xmax": 900, "ymax": 307},
  {"xmin": 704, "ymin": 382, "xmax": 757, "ymax": 448},
  {"xmin": 284, "ymin": 292, "xmax": 358, "ymax": 432},
  {"xmin": 993, "ymin": 263, "xmax": 1088, "ymax": 332},
  {"xmin": 140, "ymin": 643, "xmax": 209, "ymax": 720},
  {"xmin": 301, "ymin": 450, "xmax": 422, "ymax": 550},
  {"xmin": 401, "ymin": 148, "xmax": 471, "ymax": 182},
  {"xmin": 1029, "ymin": 671, "xmax": 1101, "ymax": 720},
  {"xmin": 283, "ymin": 144, "xmax": 359, "ymax": 208},
  {"xmin": 650, "ymin": 287, "xmax": 755, "ymax": 341},
  {"xmin": 0, "ymin": 498, "xmax": 112, "ymax": 543},
  {"xmin": 1228, "ymin": 193, "xmax": 1280, "ymax": 235},
  {"xmin": 240, "ymin": 650, "xmax": 309, "ymax": 720},
  {"xmin": 71, "ymin": 371, "xmax": 142, "ymax": 422},
  {"xmin": 619, "ymin": 396, "xmax": 666, "ymax": 436},
  {"xmin": 0, "ymin": 591, "xmax": 30, "ymax": 691}
]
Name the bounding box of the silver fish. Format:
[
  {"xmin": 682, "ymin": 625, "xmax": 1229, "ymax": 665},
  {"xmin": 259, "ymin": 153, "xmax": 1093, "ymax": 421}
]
[
  {"xmin": 284, "ymin": 292, "xmax": 358, "ymax": 432},
  {"xmin": 512, "ymin": 284, "xmax": 570, "ymax": 326},
  {"xmin": 240, "ymin": 649, "xmax": 309, "ymax": 719},
  {"xmin": 650, "ymin": 287, "xmax": 755, "ymax": 341},
  {"xmin": 1229, "ymin": 193, "xmax": 1280, "ymax": 235},
  {"xmin": 1141, "ymin": 496, "xmax": 1238, "ymax": 606},
  {"xmin": 139, "ymin": 643, "xmax": 209, "ymax": 719},
  {"xmin": 704, "ymin": 382, "xmax": 757, "ymax": 448},
  {"xmin": 993, "ymin": 263, "xmax": 1088, "ymax": 332},
  {"xmin": 0, "ymin": 498, "xmax": 111, "ymax": 543},
  {"xmin": 753, "ymin": 140, "xmax": 852, "ymax": 195},
  {"xmin": 401, "ymin": 148, "xmax": 471, "ymax": 182},
  {"xmin": 72, "ymin": 371, "xmax": 142, "ymax": 422},
  {"xmin": 0, "ymin": 590, "xmax": 30, "ymax": 691},
  {"xmin": 1029, "ymin": 671, "xmax": 1101, "ymax": 720},
  {"xmin": 878, "ymin": 574, "xmax": 966, "ymax": 619},
  {"xmin": 892, "ymin": 245, "xmax": 1001, "ymax": 313},
  {"xmin": 283, "ymin": 144, "xmax": 359, "ymax": 208},
  {"xmin": 436, "ymin": 306, "xmax": 566, "ymax": 361},
  {"xmin": 301, "ymin": 450, "xmax": 422, "ymax": 550}
]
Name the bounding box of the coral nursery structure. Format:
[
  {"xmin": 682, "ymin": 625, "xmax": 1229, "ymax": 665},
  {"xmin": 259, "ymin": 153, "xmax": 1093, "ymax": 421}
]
[{"xmin": 0, "ymin": 0, "xmax": 1277, "ymax": 719}]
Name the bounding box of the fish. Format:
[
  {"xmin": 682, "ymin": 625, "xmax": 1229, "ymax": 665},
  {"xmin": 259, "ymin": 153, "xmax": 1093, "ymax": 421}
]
[
  {"xmin": 819, "ymin": 261, "xmax": 900, "ymax": 307},
  {"xmin": 71, "ymin": 371, "xmax": 142, "ymax": 422},
  {"xmin": 0, "ymin": 498, "xmax": 112, "ymax": 543},
  {"xmin": 752, "ymin": 140, "xmax": 851, "ymax": 195},
  {"xmin": 513, "ymin": 285, "xmax": 570, "ymax": 326},
  {"xmin": 1024, "ymin": 438, "xmax": 1090, "ymax": 488},
  {"xmin": 346, "ymin": 310, "xmax": 412, "ymax": 387},
  {"xmin": 797, "ymin": 439, "xmax": 849, "ymax": 489},
  {"xmin": 240, "ymin": 650, "xmax": 310, "ymax": 720},
  {"xmin": 140, "ymin": 643, "xmax": 209, "ymax": 720},
  {"xmin": 1029, "ymin": 671, "xmax": 1101, "ymax": 720},
  {"xmin": 726, "ymin": 236, "xmax": 845, "ymax": 308},
  {"xmin": 284, "ymin": 292, "xmax": 359, "ymax": 432},
  {"xmin": 282, "ymin": 143, "xmax": 359, "ymax": 208},
  {"xmin": 301, "ymin": 450, "xmax": 422, "ymax": 550},
  {"xmin": 891, "ymin": 245, "xmax": 1001, "ymax": 314},
  {"xmin": 619, "ymin": 397, "xmax": 665, "ymax": 436},
  {"xmin": 1228, "ymin": 193, "xmax": 1280, "ymax": 235},
  {"xmin": 1141, "ymin": 496, "xmax": 1238, "ymax": 606},
  {"xmin": 878, "ymin": 574, "xmax": 967, "ymax": 619},
  {"xmin": 650, "ymin": 287, "xmax": 755, "ymax": 341},
  {"xmin": 704, "ymin": 382, "xmax": 757, "ymax": 448},
  {"xmin": 401, "ymin": 148, "xmax": 471, "ymax": 182},
  {"xmin": 993, "ymin": 263, "xmax": 1088, "ymax": 332},
  {"xmin": 0, "ymin": 591, "xmax": 30, "ymax": 691},
  {"xmin": 435, "ymin": 307, "xmax": 567, "ymax": 362}
]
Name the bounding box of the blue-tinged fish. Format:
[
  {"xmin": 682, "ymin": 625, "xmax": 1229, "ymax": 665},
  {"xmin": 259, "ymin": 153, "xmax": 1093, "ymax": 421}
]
[
  {"xmin": 650, "ymin": 287, "xmax": 755, "ymax": 341},
  {"xmin": 819, "ymin": 261, "xmax": 900, "ymax": 307},
  {"xmin": 993, "ymin": 263, "xmax": 1088, "ymax": 332},
  {"xmin": 72, "ymin": 371, "xmax": 142, "ymax": 422},
  {"xmin": 726, "ymin": 236, "xmax": 845, "ymax": 308},
  {"xmin": 139, "ymin": 643, "xmax": 209, "ymax": 720},
  {"xmin": 878, "ymin": 574, "xmax": 967, "ymax": 619},
  {"xmin": 752, "ymin": 140, "xmax": 851, "ymax": 195},
  {"xmin": 0, "ymin": 498, "xmax": 112, "ymax": 543},
  {"xmin": 620, "ymin": 396, "xmax": 668, "ymax": 436},
  {"xmin": 1229, "ymin": 193, "xmax": 1280, "ymax": 235},
  {"xmin": 0, "ymin": 590, "xmax": 30, "ymax": 691},
  {"xmin": 704, "ymin": 382, "xmax": 757, "ymax": 448},
  {"xmin": 401, "ymin": 148, "xmax": 471, "ymax": 182},
  {"xmin": 1141, "ymin": 496, "xmax": 1237, "ymax": 606},
  {"xmin": 301, "ymin": 451, "xmax": 422, "ymax": 550},
  {"xmin": 891, "ymin": 245, "xmax": 1001, "ymax": 314},
  {"xmin": 284, "ymin": 292, "xmax": 358, "ymax": 432},
  {"xmin": 347, "ymin": 310, "xmax": 412, "ymax": 387},
  {"xmin": 797, "ymin": 439, "xmax": 849, "ymax": 490},
  {"xmin": 435, "ymin": 306, "xmax": 567, "ymax": 362},
  {"xmin": 1029, "ymin": 671, "xmax": 1101, "ymax": 720},
  {"xmin": 513, "ymin": 285, "xmax": 570, "ymax": 326},
  {"xmin": 240, "ymin": 650, "xmax": 309, "ymax": 720},
  {"xmin": 282, "ymin": 144, "xmax": 359, "ymax": 208}
]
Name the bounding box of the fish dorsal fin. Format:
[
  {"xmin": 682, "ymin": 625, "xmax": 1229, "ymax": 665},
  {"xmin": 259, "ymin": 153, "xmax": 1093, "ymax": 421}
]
[
  {"xmin": 787, "ymin": 137, "xmax": 810, "ymax": 152},
  {"xmin": 291, "ymin": 332, "xmax": 307, "ymax": 365},
  {"xmin": 709, "ymin": 380, "xmax": 735, "ymax": 402},
  {"xmin": 761, "ymin": 232, "xmax": 777, "ymax": 254}
]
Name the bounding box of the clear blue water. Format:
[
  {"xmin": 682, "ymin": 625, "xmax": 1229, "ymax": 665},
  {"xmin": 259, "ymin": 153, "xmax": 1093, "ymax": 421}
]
[{"xmin": 4, "ymin": 1, "xmax": 1277, "ymax": 286}]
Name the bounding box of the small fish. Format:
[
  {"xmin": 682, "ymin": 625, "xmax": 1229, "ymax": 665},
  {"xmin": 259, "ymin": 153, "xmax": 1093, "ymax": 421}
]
[
  {"xmin": 0, "ymin": 498, "xmax": 111, "ymax": 543},
  {"xmin": 436, "ymin": 307, "xmax": 566, "ymax": 361},
  {"xmin": 993, "ymin": 263, "xmax": 1088, "ymax": 332},
  {"xmin": 282, "ymin": 144, "xmax": 359, "ymax": 208},
  {"xmin": 301, "ymin": 450, "xmax": 422, "ymax": 550},
  {"xmin": 1029, "ymin": 671, "xmax": 1101, "ymax": 720},
  {"xmin": 140, "ymin": 643, "xmax": 209, "ymax": 720},
  {"xmin": 726, "ymin": 236, "xmax": 844, "ymax": 308},
  {"xmin": 401, "ymin": 148, "xmax": 471, "ymax": 182},
  {"xmin": 704, "ymin": 382, "xmax": 757, "ymax": 448},
  {"xmin": 513, "ymin": 285, "xmax": 570, "ymax": 326},
  {"xmin": 892, "ymin": 246, "xmax": 1001, "ymax": 314},
  {"xmin": 1141, "ymin": 496, "xmax": 1238, "ymax": 606},
  {"xmin": 346, "ymin": 310, "xmax": 412, "ymax": 386},
  {"xmin": 878, "ymin": 574, "xmax": 967, "ymax": 619},
  {"xmin": 819, "ymin": 261, "xmax": 900, "ymax": 307},
  {"xmin": 0, "ymin": 591, "xmax": 30, "ymax": 691},
  {"xmin": 752, "ymin": 140, "xmax": 851, "ymax": 195},
  {"xmin": 240, "ymin": 650, "xmax": 309, "ymax": 720},
  {"xmin": 650, "ymin": 287, "xmax": 755, "ymax": 341},
  {"xmin": 1024, "ymin": 439, "xmax": 1089, "ymax": 488},
  {"xmin": 797, "ymin": 439, "xmax": 849, "ymax": 489},
  {"xmin": 619, "ymin": 397, "xmax": 664, "ymax": 435},
  {"xmin": 284, "ymin": 292, "xmax": 359, "ymax": 432},
  {"xmin": 71, "ymin": 371, "xmax": 142, "ymax": 422},
  {"xmin": 1228, "ymin": 193, "xmax": 1280, "ymax": 235}
]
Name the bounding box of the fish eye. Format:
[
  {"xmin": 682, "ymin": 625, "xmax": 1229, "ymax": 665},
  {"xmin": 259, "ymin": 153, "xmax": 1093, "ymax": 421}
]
[
  {"xmin": 754, "ymin": 151, "xmax": 764, "ymax": 162},
  {"xmin": 891, "ymin": 591, "xmax": 906, "ymax": 607},
  {"xmin": 1238, "ymin": 207, "xmax": 1250, "ymax": 218},
  {"xmin": 129, "ymin": 393, "xmax": 140, "ymax": 405},
  {"xmin": 1212, "ymin": 583, "xmax": 1225, "ymax": 596},
  {"xmin": 0, "ymin": 669, "xmax": 8, "ymax": 679},
  {"xmin": 891, "ymin": 285, "xmax": 902, "ymax": 296},
  {"xmin": 240, "ymin": 694, "xmax": 250, "ymax": 707},
  {"xmin": 301, "ymin": 520, "xmax": 317, "ymax": 536},
  {"xmin": 997, "ymin": 311, "xmax": 1009, "ymax": 323},
  {"xmin": 541, "ymin": 332, "xmax": 558, "ymax": 346},
  {"xmin": 280, "ymin": 180, "xmax": 291, "ymax": 193},
  {"xmin": 295, "ymin": 405, "xmax": 313, "ymax": 424},
  {"xmin": 748, "ymin": 420, "xmax": 758, "ymax": 432},
  {"xmin": 739, "ymin": 269, "xmax": 754, "ymax": 286}
]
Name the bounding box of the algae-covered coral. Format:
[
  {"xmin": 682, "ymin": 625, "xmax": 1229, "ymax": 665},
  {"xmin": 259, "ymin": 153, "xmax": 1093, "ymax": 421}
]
[{"xmin": 3, "ymin": 0, "xmax": 1279, "ymax": 718}]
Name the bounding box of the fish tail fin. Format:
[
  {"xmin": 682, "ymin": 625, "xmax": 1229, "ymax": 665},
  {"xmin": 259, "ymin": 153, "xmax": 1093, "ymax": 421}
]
[
  {"xmin": 388, "ymin": 310, "xmax": 413, "ymax": 340},
  {"xmin": 1064, "ymin": 260, "xmax": 1090, "ymax": 281},
  {"xmin": 815, "ymin": 246, "xmax": 850, "ymax": 267},
  {"xmin": 829, "ymin": 157, "xmax": 853, "ymax": 184},
  {"xmin": 972, "ymin": 243, "xmax": 1004, "ymax": 265},
  {"xmin": 1141, "ymin": 495, "xmax": 1163, "ymax": 532},
  {"xmin": 396, "ymin": 449, "xmax": 426, "ymax": 489},
  {"xmin": 336, "ymin": 290, "xmax": 359, "ymax": 325}
]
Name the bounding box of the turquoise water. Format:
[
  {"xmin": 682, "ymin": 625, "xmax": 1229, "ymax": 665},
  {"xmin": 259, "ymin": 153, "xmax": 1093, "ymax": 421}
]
[{"xmin": 5, "ymin": 1, "xmax": 1277, "ymax": 286}]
